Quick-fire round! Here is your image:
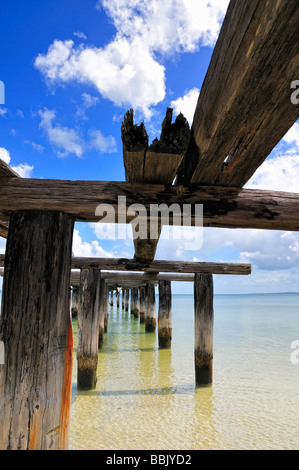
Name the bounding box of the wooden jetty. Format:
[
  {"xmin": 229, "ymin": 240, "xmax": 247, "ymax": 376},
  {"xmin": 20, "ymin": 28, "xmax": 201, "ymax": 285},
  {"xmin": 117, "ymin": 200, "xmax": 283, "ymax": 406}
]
[{"xmin": 0, "ymin": 0, "xmax": 299, "ymax": 450}]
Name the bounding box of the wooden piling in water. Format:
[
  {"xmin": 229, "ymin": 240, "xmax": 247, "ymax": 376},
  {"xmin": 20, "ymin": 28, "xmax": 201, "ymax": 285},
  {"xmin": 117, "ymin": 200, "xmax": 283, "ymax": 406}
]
[
  {"xmin": 132, "ymin": 287, "xmax": 140, "ymax": 318},
  {"xmin": 104, "ymin": 282, "xmax": 109, "ymax": 332},
  {"xmin": 158, "ymin": 280, "xmax": 172, "ymax": 348},
  {"xmin": 194, "ymin": 273, "xmax": 214, "ymax": 386},
  {"xmin": 139, "ymin": 287, "xmax": 146, "ymax": 323},
  {"xmin": 122, "ymin": 288, "xmax": 125, "ymax": 309},
  {"xmin": 125, "ymin": 288, "xmax": 129, "ymax": 311},
  {"xmin": 0, "ymin": 210, "xmax": 74, "ymax": 450},
  {"xmin": 98, "ymin": 278, "xmax": 106, "ymax": 349},
  {"xmin": 77, "ymin": 268, "xmax": 101, "ymax": 390},
  {"xmin": 145, "ymin": 282, "xmax": 156, "ymax": 332}
]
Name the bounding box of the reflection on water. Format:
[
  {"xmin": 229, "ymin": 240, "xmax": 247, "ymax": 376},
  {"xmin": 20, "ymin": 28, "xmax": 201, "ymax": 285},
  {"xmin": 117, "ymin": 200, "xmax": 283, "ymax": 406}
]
[{"xmin": 69, "ymin": 294, "xmax": 299, "ymax": 450}]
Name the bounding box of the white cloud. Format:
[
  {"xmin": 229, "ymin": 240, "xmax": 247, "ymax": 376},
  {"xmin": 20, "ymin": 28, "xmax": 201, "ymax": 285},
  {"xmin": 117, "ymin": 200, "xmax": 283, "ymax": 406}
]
[
  {"xmin": 35, "ymin": 38, "xmax": 165, "ymax": 118},
  {"xmin": 74, "ymin": 31, "xmax": 87, "ymax": 40},
  {"xmin": 38, "ymin": 108, "xmax": 84, "ymax": 158},
  {"xmin": 81, "ymin": 93, "xmax": 99, "ymax": 108},
  {"xmin": 0, "ymin": 147, "xmax": 11, "ymax": 164},
  {"xmin": 89, "ymin": 129, "xmax": 117, "ymax": 154},
  {"xmin": 171, "ymin": 87, "xmax": 199, "ymax": 124},
  {"xmin": 24, "ymin": 140, "xmax": 45, "ymax": 153},
  {"xmin": 35, "ymin": 1, "xmax": 229, "ymax": 118},
  {"xmin": 0, "ymin": 108, "xmax": 8, "ymax": 118},
  {"xmin": 10, "ymin": 163, "xmax": 34, "ymax": 178},
  {"xmin": 282, "ymin": 122, "xmax": 299, "ymax": 149},
  {"xmin": 72, "ymin": 229, "xmax": 114, "ymax": 257}
]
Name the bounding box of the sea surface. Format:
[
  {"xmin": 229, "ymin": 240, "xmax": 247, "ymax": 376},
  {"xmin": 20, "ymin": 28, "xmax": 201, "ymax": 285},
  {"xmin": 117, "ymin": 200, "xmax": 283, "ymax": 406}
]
[{"xmin": 69, "ymin": 293, "xmax": 299, "ymax": 450}]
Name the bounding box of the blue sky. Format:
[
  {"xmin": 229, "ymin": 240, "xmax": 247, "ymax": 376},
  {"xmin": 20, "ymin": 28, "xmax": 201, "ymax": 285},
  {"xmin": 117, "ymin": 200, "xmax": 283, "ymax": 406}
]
[{"xmin": 1, "ymin": 0, "xmax": 299, "ymax": 294}]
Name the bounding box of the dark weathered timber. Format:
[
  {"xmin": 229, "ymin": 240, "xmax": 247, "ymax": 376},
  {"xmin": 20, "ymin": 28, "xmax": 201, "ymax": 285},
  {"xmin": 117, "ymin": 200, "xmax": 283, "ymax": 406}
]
[
  {"xmin": 194, "ymin": 273, "xmax": 214, "ymax": 386},
  {"xmin": 158, "ymin": 280, "xmax": 172, "ymax": 349},
  {"xmin": 0, "ymin": 220, "xmax": 8, "ymax": 238},
  {"xmin": 145, "ymin": 283, "xmax": 156, "ymax": 332},
  {"xmin": 71, "ymin": 258, "xmax": 251, "ymax": 275},
  {"xmin": 122, "ymin": 289, "xmax": 125, "ymax": 309},
  {"xmin": 125, "ymin": 288, "xmax": 130, "ymax": 311},
  {"xmin": 104, "ymin": 283, "xmax": 109, "ymax": 333},
  {"xmin": 98, "ymin": 279, "xmax": 106, "ymax": 349},
  {"xmin": 121, "ymin": 109, "xmax": 148, "ymax": 183},
  {"xmin": 131, "ymin": 287, "xmax": 140, "ymax": 318},
  {"xmin": 139, "ymin": 287, "xmax": 146, "ymax": 323},
  {"xmin": 0, "ymin": 210, "xmax": 74, "ymax": 450},
  {"xmin": 77, "ymin": 269, "xmax": 101, "ymax": 390},
  {"xmin": 1, "ymin": 178, "xmax": 299, "ymax": 231},
  {"xmin": 177, "ymin": 0, "xmax": 299, "ymax": 188},
  {"xmin": 71, "ymin": 285, "xmax": 80, "ymax": 318}
]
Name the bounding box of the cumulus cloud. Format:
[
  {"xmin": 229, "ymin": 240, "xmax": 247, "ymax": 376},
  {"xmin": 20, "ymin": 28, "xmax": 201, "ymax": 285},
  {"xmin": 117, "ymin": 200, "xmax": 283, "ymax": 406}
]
[
  {"xmin": 35, "ymin": 0, "xmax": 229, "ymax": 118},
  {"xmin": 38, "ymin": 108, "xmax": 84, "ymax": 158},
  {"xmin": 0, "ymin": 147, "xmax": 11, "ymax": 164},
  {"xmin": 10, "ymin": 163, "xmax": 34, "ymax": 178},
  {"xmin": 72, "ymin": 228, "xmax": 114, "ymax": 257},
  {"xmin": 171, "ymin": 87, "xmax": 199, "ymax": 124},
  {"xmin": 89, "ymin": 130, "xmax": 117, "ymax": 154}
]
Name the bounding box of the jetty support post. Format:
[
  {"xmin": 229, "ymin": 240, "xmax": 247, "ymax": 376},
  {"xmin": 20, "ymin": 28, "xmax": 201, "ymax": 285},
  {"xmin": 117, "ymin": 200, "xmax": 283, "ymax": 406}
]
[
  {"xmin": 77, "ymin": 268, "xmax": 101, "ymax": 390},
  {"xmin": 132, "ymin": 287, "xmax": 140, "ymax": 318},
  {"xmin": 125, "ymin": 288, "xmax": 130, "ymax": 312},
  {"xmin": 145, "ymin": 282, "xmax": 156, "ymax": 332},
  {"xmin": 104, "ymin": 282, "xmax": 109, "ymax": 333},
  {"xmin": 139, "ymin": 287, "xmax": 146, "ymax": 323},
  {"xmin": 122, "ymin": 288, "xmax": 125, "ymax": 309},
  {"xmin": 98, "ymin": 278, "xmax": 106, "ymax": 349},
  {"xmin": 0, "ymin": 210, "xmax": 74, "ymax": 450},
  {"xmin": 158, "ymin": 280, "xmax": 172, "ymax": 348},
  {"xmin": 194, "ymin": 273, "xmax": 214, "ymax": 386},
  {"xmin": 71, "ymin": 284, "xmax": 80, "ymax": 318}
]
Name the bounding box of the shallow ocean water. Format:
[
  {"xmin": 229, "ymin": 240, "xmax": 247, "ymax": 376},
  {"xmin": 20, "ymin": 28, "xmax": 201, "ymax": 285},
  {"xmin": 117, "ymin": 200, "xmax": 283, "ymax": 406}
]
[{"xmin": 69, "ymin": 293, "xmax": 299, "ymax": 450}]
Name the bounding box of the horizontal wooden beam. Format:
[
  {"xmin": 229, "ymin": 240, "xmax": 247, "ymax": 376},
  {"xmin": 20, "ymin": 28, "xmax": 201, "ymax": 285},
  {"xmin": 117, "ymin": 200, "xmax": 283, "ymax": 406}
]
[
  {"xmin": 71, "ymin": 258, "xmax": 251, "ymax": 275},
  {"xmin": 177, "ymin": 0, "xmax": 299, "ymax": 188},
  {"xmin": 0, "ymin": 178, "xmax": 299, "ymax": 231}
]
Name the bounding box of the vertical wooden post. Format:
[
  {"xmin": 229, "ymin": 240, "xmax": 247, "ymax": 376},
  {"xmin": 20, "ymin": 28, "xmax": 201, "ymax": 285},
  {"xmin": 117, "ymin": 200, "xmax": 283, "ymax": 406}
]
[
  {"xmin": 132, "ymin": 287, "xmax": 140, "ymax": 318},
  {"xmin": 77, "ymin": 269, "xmax": 101, "ymax": 390},
  {"xmin": 125, "ymin": 289, "xmax": 129, "ymax": 312},
  {"xmin": 109, "ymin": 290, "xmax": 114, "ymax": 306},
  {"xmin": 104, "ymin": 282, "xmax": 109, "ymax": 333},
  {"xmin": 130, "ymin": 288, "xmax": 134, "ymax": 314},
  {"xmin": 71, "ymin": 285, "xmax": 80, "ymax": 318},
  {"xmin": 116, "ymin": 288, "xmax": 120, "ymax": 308},
  {"xmin": 139, "ymin": 287, "xmax": 146, "ymax": 323},
  {"xmin": 98, "ymin": 278, "xmax": 105, "ymax": 349},
  {"xmin": 194, "ymin": 273, "xmax": 214, "ymax": 386},
  {"xmin": 122, "ymin": 288, "xmax": 125, "ymax": 309},
  {"xmin": 158, "ymin": 280, "xmax": 172, "ymax": 348},
  {"xmin": 0, "ymin": 210, "xmax": 74, "ymax": 450},
  {"xmin": 145, "ymin": 282, "xmax": 156, "ymax": 332}
]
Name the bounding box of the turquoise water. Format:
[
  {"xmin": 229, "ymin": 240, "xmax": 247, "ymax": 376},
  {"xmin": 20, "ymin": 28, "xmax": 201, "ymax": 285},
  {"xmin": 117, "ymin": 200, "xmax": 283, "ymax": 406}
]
[{"xmin": 69, "ymin": 293, "xmax": 299, "ymax": 450}]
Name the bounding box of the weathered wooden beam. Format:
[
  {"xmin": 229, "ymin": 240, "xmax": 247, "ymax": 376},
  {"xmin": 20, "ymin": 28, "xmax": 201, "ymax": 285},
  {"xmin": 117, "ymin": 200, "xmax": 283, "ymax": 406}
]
[
  {"xmin": 0, "ymin": 158, "xmax": 20, "ymax": 179},
  {"xmin": 122, "ymin": 108, "xmax": 190, "ymax": 262},
  {"xmin": 1, "ymin": 178, "xmax": 299, "ymax": 231},
  {"xmin": 0, "ymin": 210, "xmax": 74, "ymax": 450},
  {"xmin": 177, "ymin": 0, "xmax": 299, "ymax": 188},
  {"xmin": 77, "ymin": 269, "xmax": 101, "ymax": 390},
  {"xmin": 145, "ymin": 283, "xmax": 156, "ymax": 332},
  {"xmin": 0, "ymin": 220, "xmax": 8, "ymax": 238},
  {"xmin": 71, "ymin": 258, "xmax": 251, "ymax": 275},
  {"xmin": 158, "ymin": 280, "xmax": 172, "ymax": 349},
  {"xmin": 194, "ymin": 273, "xmax": 214, "ymax": 386}
]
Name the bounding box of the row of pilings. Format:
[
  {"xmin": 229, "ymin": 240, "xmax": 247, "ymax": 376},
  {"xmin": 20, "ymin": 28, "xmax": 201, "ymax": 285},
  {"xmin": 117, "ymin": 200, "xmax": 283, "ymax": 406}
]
[{"xmin": 71, "ymin": 272, "xmax": 214, "ymax": 392}]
